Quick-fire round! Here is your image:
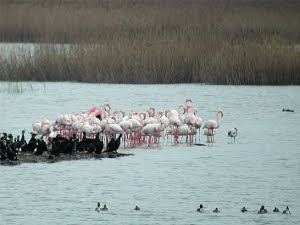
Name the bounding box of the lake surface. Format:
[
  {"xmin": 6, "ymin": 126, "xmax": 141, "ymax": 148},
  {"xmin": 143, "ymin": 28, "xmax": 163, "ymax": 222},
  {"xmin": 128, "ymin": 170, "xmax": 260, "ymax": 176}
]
[{"xmin": 0, "ymin": 82, "xmax": 299, "ymax": 225}]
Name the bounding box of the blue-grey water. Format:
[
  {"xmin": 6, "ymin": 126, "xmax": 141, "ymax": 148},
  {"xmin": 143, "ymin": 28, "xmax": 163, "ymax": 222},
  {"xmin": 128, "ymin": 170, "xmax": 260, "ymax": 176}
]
[{"xmin": 0, "ymin": 82, "xmax": 299, "ymax": 225}]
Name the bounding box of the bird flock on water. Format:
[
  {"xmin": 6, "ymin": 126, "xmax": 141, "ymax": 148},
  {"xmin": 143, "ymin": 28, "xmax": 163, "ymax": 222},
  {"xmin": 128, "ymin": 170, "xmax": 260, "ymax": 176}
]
[
  {"xmin": 28, "ymin": 98, "xmax": 238, "ymax": 149},
  {"xmin": 1, "ymin": 98, "xmax": 240, "ymax": 161},
  {"xmin": 94, "ymin": 202, "xmax": 291, "ymax": 215}
]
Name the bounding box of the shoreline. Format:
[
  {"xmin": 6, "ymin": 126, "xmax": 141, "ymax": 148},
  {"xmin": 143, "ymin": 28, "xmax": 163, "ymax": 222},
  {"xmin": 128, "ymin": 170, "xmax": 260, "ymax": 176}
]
[{"xmin": 0, "ymin": 151, "xmax": 134, "ymax": 166}]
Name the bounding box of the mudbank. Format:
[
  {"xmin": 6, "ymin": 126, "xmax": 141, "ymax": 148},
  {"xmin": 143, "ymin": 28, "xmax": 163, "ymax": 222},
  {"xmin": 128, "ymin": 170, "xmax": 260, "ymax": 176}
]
[{"xmin": 0, "ymin": 151, "xmax": 133, "ymax": 166}]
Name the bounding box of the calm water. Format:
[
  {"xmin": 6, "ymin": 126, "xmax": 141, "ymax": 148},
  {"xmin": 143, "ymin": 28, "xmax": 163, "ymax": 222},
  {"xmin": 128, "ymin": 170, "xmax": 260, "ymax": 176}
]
[{"xmin": 0, "ymin": 82, "xmax": 300, "ymax": 225}]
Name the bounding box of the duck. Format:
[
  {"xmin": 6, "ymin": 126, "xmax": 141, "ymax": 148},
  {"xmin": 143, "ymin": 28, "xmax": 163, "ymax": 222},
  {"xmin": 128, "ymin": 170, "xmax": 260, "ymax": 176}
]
[
  {"xmin": 196, "ymin": 204, "xmax": 204, "ymax": 212},
  {"xmin": 258, "ymin": 205, "xmax": 268, "ymax": 214},
  {"xmin": 273, "ymin": 207, "xmax": 280, "ymax": 213},
  {"xmin": 95, "ymin": 202, "xmax": 101, "ymax": 212},
  {"xmin": 241, "ymin": 207, "xmax": 247, "ymax": 213},
  {"xmin": 101, "ymin": 204, "xmax": 108, "ymax": 211},
  {"xmin": 213, "ymin": 208, "xmax": 220, "ymax": 213},
  {"xmin": 134, "ymin": 206, "xmax": 140, "ymax": 211},
  {"xmin": 282, "ymin": 206, "xmax": 291, "ymax": 214}
]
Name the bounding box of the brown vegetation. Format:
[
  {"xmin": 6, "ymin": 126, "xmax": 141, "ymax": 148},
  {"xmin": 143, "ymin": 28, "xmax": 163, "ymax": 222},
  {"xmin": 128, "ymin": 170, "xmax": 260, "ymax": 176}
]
[{"xmin": 0, "ymin": 0, "xmax": 299, "ymax": 84}]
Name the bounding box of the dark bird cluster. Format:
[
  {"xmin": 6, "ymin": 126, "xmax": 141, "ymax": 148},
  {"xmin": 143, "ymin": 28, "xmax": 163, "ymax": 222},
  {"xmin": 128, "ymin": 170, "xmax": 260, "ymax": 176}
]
[
  {"xmin": 195, "ymin": 204, "xmax": 291, "ymax": 214},
  {"xmin": 0, "ymin": 130, "xmax": 27, "ymax": 161},
  {"xmin": 95, "ymin": 202, "xmax": 108, "ymax": 212},
  {"xmin": 94, "ymin": 202, "xmax": 140, "ymax": 212},
  {"xmin": 49, "ymin": 132, "xmax": 104, "ymax": 157},
  {"xmin": 282, "ymin": 108, "xmax": 294, "ymax": 112},
  {"xmin": 0, "ymin": 130, "xmax": 124, "ymax": 163}
]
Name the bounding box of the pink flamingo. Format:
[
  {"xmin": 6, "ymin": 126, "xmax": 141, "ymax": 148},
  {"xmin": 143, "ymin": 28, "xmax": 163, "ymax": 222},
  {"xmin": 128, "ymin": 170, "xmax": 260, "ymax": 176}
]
[
  {"xmin": 119, "ymin": 120, "xmax": 133, "ymax": 147},
  {"xmin": 32, "ymin": 119, "xmax": 53, "ymax": 141},
  {"xmin": 203, "ymin": 111, "xmax": 223, "ymax": 143},
  {"xmin": 141, "ymin": 121, "xmax": 164, "ymax": 147},
  {"xmin": 178, "ymin": 124, "xmax": 197, "ymax": 144},
  {"xmin": 188, "ymin": 106, "xmax": 203, "ymax": 143},
  {"xmin": 203, "ymin": 128, "xmax": 216, "ymax": 144}
]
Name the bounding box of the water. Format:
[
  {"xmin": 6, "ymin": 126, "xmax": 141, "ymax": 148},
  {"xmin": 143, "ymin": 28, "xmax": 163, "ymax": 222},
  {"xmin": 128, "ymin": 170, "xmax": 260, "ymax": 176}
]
[
  {"xmin": 0, "ymin": 43, "xmax": 72, "ymax": 60},
  {"xmin": 0, "ymin": 82, "xmax": 300, "ymax": 224}
]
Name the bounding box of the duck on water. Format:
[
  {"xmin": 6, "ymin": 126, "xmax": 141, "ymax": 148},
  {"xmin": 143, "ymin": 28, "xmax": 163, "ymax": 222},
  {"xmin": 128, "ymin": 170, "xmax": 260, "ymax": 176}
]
[{"xmin": 282, "ymin": 108, "xmax": 294, "ymax": 112}]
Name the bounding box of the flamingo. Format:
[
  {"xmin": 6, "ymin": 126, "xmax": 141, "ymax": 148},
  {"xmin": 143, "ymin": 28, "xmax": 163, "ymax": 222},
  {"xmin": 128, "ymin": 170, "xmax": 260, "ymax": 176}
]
[
  {"xmin": 104, "ymin": 123, "xmax": 124, "ymax": 135},
  {"xmin": 228, "ymin": 128, "xmax": 238, "ymax": 143},
  {"xmin": 178, "ymin": 124, "xmax": 197, "ymax": 144},
  {"xmin": 32, "ymin": 119, "xmax": 53, "ymax": 141},
  {"xmin": 189, "ymin": 107, "xmax": 203, "ymax": 143},
  {"xmin": 119, "ymin": 120, "xmax": 133, "ymax": 147},
  {"xmin": 98, "ymin": 103, "xmax": 111, "ymax": 120},
  {"xmin": 203, "ymin": 111, "xmax": 223, "ymax": 143},
  {"xmin": 143, "ymin": 117, "xmax": 159, "ymax": 126},
  {"xmin": 141, "ymin": 121, "xmax": 164, "ymax": 147},
  {"xmin": 203, "ymin": 128, "xmax": 216, "ymax": 143}
]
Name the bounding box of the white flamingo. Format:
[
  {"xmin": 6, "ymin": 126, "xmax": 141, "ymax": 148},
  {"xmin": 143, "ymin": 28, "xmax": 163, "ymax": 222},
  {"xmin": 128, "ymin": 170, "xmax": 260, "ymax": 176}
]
[
  {"xmin": 32, "ymin": 119, "xmax": 53, "ymax": 139},
  {"xmin": 203, "ymin": 111, "xmax": 223, "ymax": 143},
  {"xmin": 203, "ymin": 128, "xmax": 216, "ymax": 144},
  {"xmin": 104, "ymin": 123, "xmax": 124, "ymax": 135},
  {"xmin": 141, "ymin": 121, "xmax": 164, "ymax": 146}
]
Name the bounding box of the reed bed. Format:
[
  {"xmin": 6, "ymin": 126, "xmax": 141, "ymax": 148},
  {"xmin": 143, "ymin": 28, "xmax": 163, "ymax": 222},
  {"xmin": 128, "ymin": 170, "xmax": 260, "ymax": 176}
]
[{"xmin": 0, "ymin": 0, "xmax": 299, "ymax": 84}]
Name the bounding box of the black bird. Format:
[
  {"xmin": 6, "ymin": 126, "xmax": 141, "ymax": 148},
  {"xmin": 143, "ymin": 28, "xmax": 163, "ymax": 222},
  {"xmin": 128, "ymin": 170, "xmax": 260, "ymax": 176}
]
[
  {"xmin": 34, "ymin": 138, "xmax": 47, "ymax": 156},
  {"xmin": 134, "ymin": 206, "xmax": 140, "ymax": 211},
  {"xmin": 93, "ymin": 133, "xmax": 104, "ymax": 154},
  {"xmin": 273, "ymin": 207, "xmax": 280, "ymax": 213},
  {"xmin": 283, "ymin": 206, "xmax": 291, "ymax": 214},
  {"xmin": 105, "ymin": 134, "xmax": 122, "ymax": 152},
  {"xmin": 61, "ymin": 134, "xmax": 78, "ymax": 155},
  {"xmin": 101, "ymin": 204, "xmax": 108, "ymax": 211},
  {"xmin": 50, "ymin": 135, "xmax": 70, "ymax": 156},
  {"xmin": 95, "ymin": 202, "xmax": 101, "ymax": 212},
  {"xmin": 258, "ymin": 205, "xmax": 268, "ymax": 214},
  {"xmin": 213, "ymin": 208, "xmax": 220, "ymax": 213},
  {"xmin": 241, "ymin": 207, "xmax": 247, "ymax": 213},
  {"xmin": 0, "ymin": 139, "xmax": 7, "ymax": 160},
  {"xmin": 16, "ymin": 130, "xmax": 27, "ymax": 151},
  {"xmin": 22, "ymin": 132, "xmax": 38, "ymax": 152},
  {"xmin": 5, "ymin": 141, "xmax": 18, "ymax": 161},
  {"xmin": 1, "ymin": 133, "xmax": 8, "ymax": 141},
  {"xmin": 77, "ymin": 133, "xmax": 100, "ymax": 153},
  {"xmin": 197, "ymin": 204, "xmax": 204, "ymax": 212}
]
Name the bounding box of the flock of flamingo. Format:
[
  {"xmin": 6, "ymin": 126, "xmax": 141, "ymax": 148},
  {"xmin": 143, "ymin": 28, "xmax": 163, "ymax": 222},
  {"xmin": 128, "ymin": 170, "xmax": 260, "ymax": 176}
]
[{"xmin": 31, "ymin": 99, "xmax": 228, "ymax": 149}]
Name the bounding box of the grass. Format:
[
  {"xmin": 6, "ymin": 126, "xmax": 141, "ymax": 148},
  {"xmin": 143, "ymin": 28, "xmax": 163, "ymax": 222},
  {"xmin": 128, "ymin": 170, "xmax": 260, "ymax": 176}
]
[{"xmin": 0, "ymin": 0, "xmax": 299, "ymax": 84}]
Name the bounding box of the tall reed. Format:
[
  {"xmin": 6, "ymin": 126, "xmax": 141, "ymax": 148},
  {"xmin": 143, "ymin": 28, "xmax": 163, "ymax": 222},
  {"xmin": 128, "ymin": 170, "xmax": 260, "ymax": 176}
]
[{"xmin": 0, "ymin": 0, "xmax": 299, "ymax": 84}]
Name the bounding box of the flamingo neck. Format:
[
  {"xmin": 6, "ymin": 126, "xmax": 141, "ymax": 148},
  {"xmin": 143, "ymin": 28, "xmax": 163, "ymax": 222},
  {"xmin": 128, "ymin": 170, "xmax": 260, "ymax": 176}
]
[{"xmin": 216, "ymin": 111, "xmax": 223, "ymax": 129}]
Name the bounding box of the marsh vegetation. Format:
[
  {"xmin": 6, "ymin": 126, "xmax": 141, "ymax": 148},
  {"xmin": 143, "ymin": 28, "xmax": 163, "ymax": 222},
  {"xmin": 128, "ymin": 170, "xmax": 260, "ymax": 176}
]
[{"xmin": 0, "ymin": 0, "xmax": 299, "ymax": 84}]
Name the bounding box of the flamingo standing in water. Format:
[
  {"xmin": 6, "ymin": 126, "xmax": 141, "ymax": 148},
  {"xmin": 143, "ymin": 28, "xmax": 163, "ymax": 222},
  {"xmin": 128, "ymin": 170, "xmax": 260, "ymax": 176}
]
[
  {"xmin": 203, "ymin": 128, "xmax": 216, "ymax": 144},
  {"xmin": 203, "ymin": 111, "xmax": 223, "ymax": 143}
]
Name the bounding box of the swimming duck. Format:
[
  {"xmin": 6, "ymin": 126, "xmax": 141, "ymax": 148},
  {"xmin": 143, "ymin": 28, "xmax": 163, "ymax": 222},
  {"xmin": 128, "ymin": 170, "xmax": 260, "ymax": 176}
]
[
  {"xmin": 273, "ymin": 207, "xmax": 280, "ymax": 213},
  {"xmin": 282, "ymin": 206, "xmax": 291, "ymax": 214},
  {"xmin": 213, "ymin": 208, "xmax": 220, "ymax": 213},
  {"xmin": 258, "ymin": 205, "xmax": 268, "ymax": 214},
  {"xmin": 134, "ymin": 206, "xmax": 140, "ymax": 211},
  {"xmin": 241, "ymin": 207, "xmax": 247, "ymax": 213},
  {"xmin": 101, "ymin": 204, "xmax": 108, "ymax": 211},
  {"xmin": 196, "ymin": 204, "xmax": 204, "ymax": 212},
  {"xmin": 95, "ymin": 202, "xmax": 101, "ymax": 212}
]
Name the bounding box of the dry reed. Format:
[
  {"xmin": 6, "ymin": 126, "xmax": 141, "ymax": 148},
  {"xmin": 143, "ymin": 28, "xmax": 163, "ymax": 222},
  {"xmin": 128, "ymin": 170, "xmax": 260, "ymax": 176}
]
[{"xmin": 0, "ymin": 0, "xmax": 299, "ymax": 84}]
